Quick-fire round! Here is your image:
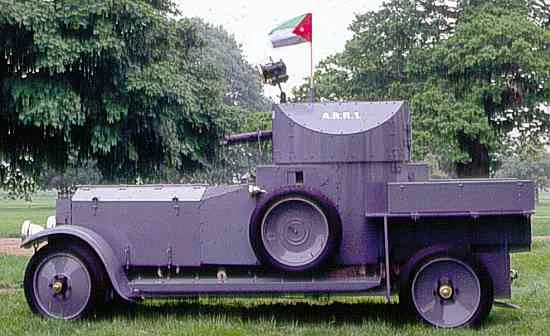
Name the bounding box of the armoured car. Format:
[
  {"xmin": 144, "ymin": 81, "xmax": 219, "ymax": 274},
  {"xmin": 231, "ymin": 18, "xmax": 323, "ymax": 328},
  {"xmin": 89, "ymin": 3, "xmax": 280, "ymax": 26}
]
[{"xmin": 20, "ymin": 101, "xmax": 534, "ymax": 327}]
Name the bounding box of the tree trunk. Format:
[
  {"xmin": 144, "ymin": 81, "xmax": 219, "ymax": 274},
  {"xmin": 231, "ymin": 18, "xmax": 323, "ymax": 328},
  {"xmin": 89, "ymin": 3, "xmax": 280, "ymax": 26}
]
[{"xmin": 455, "ymin": 133, "xmax": 490, "ymax": 178}]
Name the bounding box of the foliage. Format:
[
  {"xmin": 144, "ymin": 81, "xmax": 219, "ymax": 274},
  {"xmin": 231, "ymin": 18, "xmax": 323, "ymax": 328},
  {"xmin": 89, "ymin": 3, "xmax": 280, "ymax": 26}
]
[
  {"xmin": 190, "ymin": 18, "xmax": 271, "ymax": 112},
  {"xmin": 0, "ymin": 161, "xmax": 35, "ymax": 200},
  {"xmin": 0, "ymin": 0, "xmax": 227, "ymax": 191},
  {"xmin": 531, "ymin": 0, "xmax": 550, "ymax": 27},
  {"xmin": 39, "ymin": 158, "xmax": 102, "ymax": 191},
  {"xmin": 495, "ymin": 144, "xmax": 550, "ymax": 200},
  {"xmin": 411, "ymin": 1, "xmax": 550, "ymax": 176},
  {"xmin": 232, "ymin": 110, "xmax": 272, "ymax": 133},
  {"xmin": 294, "ymin": 0, "xmax": 550, "ymax": 177},
  {"xmin": 180, "ymin": 109, "xmax": 272, "ymax": 185},
  {"xmin": 293, "ymin": 0, "xmax": 455, "ymax": 102}
]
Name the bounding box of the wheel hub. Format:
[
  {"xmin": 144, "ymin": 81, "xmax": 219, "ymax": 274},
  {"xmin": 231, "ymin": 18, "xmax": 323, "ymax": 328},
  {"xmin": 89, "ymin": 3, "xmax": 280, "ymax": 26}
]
[
  {"xmin": 438, "ymin": 284, "xmax": 454, "ymax": 300},
  {"xmin": 284, "ymin": 220, "xmax": 310, "ymax": 246},
  {"xmin": 52, "ymin": 281, "xmax": 64, "ymax": 294},
  {"xmin": 50, "ymin": 275, "xmax": 69, "ymax": 296}
]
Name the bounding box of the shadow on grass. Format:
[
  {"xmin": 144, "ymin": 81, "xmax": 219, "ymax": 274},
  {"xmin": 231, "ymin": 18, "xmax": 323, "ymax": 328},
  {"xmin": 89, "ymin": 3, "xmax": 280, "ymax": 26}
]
[{"xmin": 105, "ymin": 299, "xmax": 413, "ymax": 327}]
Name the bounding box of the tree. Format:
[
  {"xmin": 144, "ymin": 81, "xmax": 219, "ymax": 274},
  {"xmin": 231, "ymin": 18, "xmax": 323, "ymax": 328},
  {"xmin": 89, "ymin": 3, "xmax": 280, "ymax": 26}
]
[
  {"xmin": 293, "ymin": 0, "xmax": 456, "ymax": 102},
  {"xmin": 295, "ymin": 0, "xmax": 550, "ymax": 177},
  {"xmin": 179, "ymin": 109, "xmax": 272, "ymax": 185},
  {"xmin": 0, "ymin": 160, "xmax": 35, "ymax": 199},
  {"xmin": 39, "ymin": 157, "xmax": 102, "ymax": 192},
  {"xmin": 495, "ymin": 144, "xmax": 550, "ymax": 202},
  {"xmin": 190, "ymin": 18, "xmax": 270, "ymax": 112},
  {"xmin": 531, "ymin": 0, "xmax": 550, "ymax": 27},
  {"xmin": 411, "ymin": 1, "xmax": 550, "ymax": 177},
  {"xmin": 0, "ymin": 0, "xmax": 227, "ymax": 189}
]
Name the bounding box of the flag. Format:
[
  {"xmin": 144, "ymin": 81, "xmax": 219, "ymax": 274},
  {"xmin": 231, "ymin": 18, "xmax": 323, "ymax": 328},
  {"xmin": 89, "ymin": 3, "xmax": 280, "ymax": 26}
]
[{"xmin": 269, "ymin": 13, "xmax": 312, "ymax": 48}]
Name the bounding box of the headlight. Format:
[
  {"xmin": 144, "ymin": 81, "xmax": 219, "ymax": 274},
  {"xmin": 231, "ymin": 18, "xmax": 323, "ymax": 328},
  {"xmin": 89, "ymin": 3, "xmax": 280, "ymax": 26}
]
[
  {"xmin": 21, "ymin": 220, "xmax": 44, "ymax": 241},
  {"xmin": 46, "ymin": 216, "xmax": 56, "ymax": 229}
]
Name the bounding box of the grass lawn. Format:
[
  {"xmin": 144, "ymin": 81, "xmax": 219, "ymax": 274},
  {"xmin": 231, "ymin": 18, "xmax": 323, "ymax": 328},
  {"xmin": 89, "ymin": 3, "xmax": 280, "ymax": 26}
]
[
  {"xmin": 532, "ymin": 191, "xmax": 550, "ymax": 236},
  {"xmin": 0, "ymin": 254, "xmax": 27, "ymax": 289},
  {"xmin": 0, "ymin": 240, "xmax": 548, "ymax": 335}
]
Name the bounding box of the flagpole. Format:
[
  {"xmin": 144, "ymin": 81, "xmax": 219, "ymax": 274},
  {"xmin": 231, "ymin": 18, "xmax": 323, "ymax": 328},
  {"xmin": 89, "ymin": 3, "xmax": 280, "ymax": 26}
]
[
  {"xmin": 268, "ymin": 13, "xmax": 313, "ymax": 101},
  {"xmin": 309, "ymin": 32, "xmax": 314, "ymax": 103},
  {"xmin": 309, "ymin": 12, "xmax": 313, "ymax": 103}
]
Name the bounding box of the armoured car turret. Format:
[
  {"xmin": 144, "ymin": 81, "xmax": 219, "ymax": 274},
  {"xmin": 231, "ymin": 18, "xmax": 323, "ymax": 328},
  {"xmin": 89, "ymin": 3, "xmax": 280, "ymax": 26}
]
[
  {"xmin": 271, "ymin": 101, "xmax": 410, "ymax": 164},
  {"xmin": 20, "ymin": 101, "xmax": 534, "ymax": 328}
]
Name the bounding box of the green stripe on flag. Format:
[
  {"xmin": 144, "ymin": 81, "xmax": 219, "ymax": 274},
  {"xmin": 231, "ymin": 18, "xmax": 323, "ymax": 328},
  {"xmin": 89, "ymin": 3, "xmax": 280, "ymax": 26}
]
[{"xmin": 269, "ymin": 14, "xmax": 306, "ymax": 35}]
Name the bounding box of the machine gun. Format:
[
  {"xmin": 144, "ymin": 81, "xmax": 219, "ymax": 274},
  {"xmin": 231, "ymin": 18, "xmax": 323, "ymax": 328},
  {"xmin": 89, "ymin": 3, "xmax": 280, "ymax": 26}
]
[{"xmin": 223, "ymin": 130, "xmax": 272, "ymax": 145}]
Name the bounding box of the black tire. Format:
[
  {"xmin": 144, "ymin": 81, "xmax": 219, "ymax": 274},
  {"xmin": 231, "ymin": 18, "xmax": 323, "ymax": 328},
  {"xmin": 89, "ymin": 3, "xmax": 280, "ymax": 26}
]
[
  {"xmin": 249, "ymin": 186, "xmax": 342, "ymax": 272},
  {"xmin": 24, "ymin": 242, "xmax": 108, "ymax": 320},
  {"xmin": 399, "ymin": 251, "xmax": 493, "ymax": 328}
]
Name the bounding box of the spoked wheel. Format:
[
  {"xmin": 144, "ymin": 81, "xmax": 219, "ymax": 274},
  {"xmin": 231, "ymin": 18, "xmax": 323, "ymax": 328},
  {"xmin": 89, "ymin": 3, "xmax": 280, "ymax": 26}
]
[
  {"xmin": 24, "ymin": 243, "xmax": 107, "ymax": 320},
  {"xmin": 250, "ymin": 187, "xmax": 341, "ymax": 272},
  {"xmin": 403, "ymin": 254, "xmax": 493, "ymax": 328}
]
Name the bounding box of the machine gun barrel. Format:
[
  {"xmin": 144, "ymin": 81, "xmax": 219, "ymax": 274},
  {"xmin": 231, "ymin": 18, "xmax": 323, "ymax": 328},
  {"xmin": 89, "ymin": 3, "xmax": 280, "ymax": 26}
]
[{"xmin": 223, "ymin": 130, "xmax": 273, "ymax": 145}]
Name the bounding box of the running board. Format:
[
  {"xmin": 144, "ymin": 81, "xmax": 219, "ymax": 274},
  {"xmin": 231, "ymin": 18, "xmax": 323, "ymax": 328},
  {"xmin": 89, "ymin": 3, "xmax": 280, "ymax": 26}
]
[{"xmin": 129, "ymin": 277, "xmax": 382, "ymax": 297}]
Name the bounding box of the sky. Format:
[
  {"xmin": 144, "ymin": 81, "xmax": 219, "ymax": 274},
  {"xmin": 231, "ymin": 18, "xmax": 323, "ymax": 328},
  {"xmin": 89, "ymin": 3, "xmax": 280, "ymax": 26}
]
[{"xmin": 174, "ymin": 0, "xmax": 384, "ymax": 98}]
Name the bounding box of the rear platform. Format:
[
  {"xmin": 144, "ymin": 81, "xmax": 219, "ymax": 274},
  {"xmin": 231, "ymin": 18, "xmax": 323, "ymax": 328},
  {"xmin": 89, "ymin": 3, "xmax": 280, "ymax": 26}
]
[{"xmin": 385, "ymin": 179, "xmax": 535, "ymax": 217}]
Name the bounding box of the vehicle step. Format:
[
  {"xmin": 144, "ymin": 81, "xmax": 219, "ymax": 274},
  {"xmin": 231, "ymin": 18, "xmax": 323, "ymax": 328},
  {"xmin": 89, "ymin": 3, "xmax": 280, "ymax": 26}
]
[{"xmin": 130, "ymin": 277, "xmax": 382, "ymax": 296}]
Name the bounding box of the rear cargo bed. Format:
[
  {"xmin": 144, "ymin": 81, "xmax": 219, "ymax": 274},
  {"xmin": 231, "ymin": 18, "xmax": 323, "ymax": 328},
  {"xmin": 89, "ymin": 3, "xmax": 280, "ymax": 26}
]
[{"xmin": 385, "ymin": 179, "xmax": 535, "ymax": 217}]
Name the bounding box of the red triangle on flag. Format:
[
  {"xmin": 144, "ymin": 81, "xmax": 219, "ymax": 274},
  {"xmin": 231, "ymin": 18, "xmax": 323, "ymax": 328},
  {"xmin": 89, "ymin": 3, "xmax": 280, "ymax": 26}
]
[{"xmin": 292, "ymin": 13, "xmax": 312, "ymax": 42}]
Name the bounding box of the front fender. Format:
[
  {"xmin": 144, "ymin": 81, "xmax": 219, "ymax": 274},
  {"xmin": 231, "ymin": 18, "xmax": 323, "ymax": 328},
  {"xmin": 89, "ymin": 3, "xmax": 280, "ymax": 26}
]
[{"xmin": 21, "ymin": 225, "xmax": 132, "ymax": 300}]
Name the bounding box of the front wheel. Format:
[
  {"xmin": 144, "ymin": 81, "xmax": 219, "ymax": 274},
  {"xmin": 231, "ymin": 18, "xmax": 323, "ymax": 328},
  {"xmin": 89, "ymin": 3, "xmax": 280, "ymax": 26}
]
[
  {"xmin": 24, "ymin": 243, "xmax": 107, "ymax": 320},
  {"xmin": 400, "ymin": 253, "xmax": 493, "ymax": 328}
]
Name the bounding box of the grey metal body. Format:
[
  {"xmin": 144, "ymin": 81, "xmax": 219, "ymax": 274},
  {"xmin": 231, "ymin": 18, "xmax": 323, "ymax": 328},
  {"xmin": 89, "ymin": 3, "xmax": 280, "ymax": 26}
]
[{"xmin": 22, "ymin": 101, "xmax": 534, "ymax": 302}]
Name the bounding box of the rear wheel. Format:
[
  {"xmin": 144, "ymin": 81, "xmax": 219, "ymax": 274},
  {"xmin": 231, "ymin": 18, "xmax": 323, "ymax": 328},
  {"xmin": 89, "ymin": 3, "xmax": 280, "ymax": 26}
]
[
  {"xmin": 24, "ymin": 243, "xmax": 107, "ymax": 320},
  {"xmin": 400, "ymin": 253, "xmax": 493, "ymax": 328}
]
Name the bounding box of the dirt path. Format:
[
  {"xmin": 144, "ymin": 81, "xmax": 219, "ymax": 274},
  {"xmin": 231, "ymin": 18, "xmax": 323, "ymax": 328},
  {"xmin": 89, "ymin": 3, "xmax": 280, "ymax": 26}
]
[
  {"xmin": 0, "ymin": 238, "xmax": 32, "ymax": 256},
  {"xmin": 1, "ymin": 236, "xmax": 550, "ymax": 257}
]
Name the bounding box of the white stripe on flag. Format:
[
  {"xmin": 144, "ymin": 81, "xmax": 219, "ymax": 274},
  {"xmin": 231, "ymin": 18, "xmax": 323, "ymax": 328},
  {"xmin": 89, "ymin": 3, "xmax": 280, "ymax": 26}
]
[{"xmin": 269, "ymin": 27, "xmax": 307, "ymax": 48}]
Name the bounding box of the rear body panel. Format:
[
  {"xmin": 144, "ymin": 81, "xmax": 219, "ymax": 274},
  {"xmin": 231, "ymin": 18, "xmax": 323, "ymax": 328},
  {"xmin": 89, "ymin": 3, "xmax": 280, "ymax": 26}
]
[{"xmin": 387, "ymin": 180, "xmax": 535, "ymax": 216}]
